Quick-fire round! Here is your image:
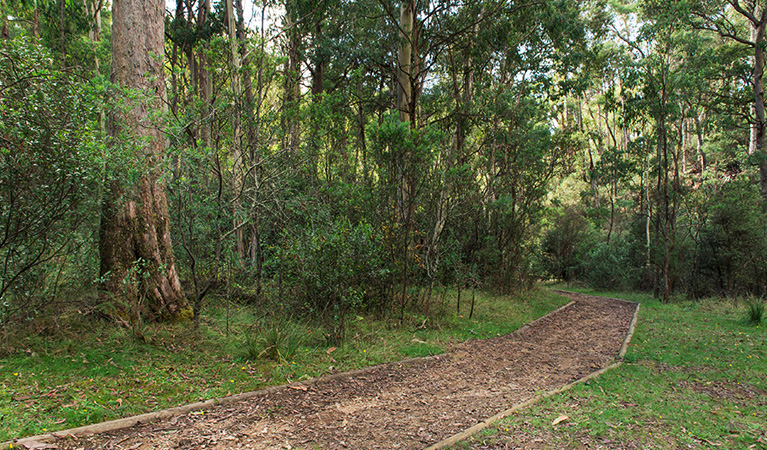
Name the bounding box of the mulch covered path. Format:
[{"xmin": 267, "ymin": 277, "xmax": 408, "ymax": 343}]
[{"xmin": 46, "ymin": 292, "xmax": 638, "ymax": 450}]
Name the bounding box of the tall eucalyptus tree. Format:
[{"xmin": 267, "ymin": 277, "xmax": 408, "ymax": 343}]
[{"xmin": 100, "ymin": 0, "xmax": 187, "ymax": 319}]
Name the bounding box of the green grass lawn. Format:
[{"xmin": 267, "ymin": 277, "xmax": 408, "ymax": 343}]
[
  {"xmin": 0, "ymin": 288, "xmax": 566, "ymax": 442},
  {"xmin": 453, "ymin": 288, "xmax": 767, "ymax": 449}
]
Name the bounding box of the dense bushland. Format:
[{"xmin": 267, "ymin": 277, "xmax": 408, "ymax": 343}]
[{"xmin": 2, "ymin": 0, "xmax": 767, "ymax": 349}]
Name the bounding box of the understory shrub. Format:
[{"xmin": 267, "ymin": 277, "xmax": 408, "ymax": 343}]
[
  {"xmin": 692, "ymin": 180, "xmax": 767, "ymax": 298},
  {"xmin": 580, "ymin": 237, "xmax": 636, "ymax": 290},
  {"xmin": 0, "ymin": 38, "xmax": 102, "ymax": 328},
  {"xmin": 541, "ymin": 206, "xmax": 594, "ymax": 282},
  {"xmin": 278, "ymin": 218, "xmax": 387, "ymax": 341}
]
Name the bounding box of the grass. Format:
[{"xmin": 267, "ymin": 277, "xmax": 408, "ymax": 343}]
[
  {"xmin": 746, "ymin": 298, "xmax": 765, "ymax": 326},
  {"xmin": 0, "ymin": 287, "xmax": 567, "ymax": 442},
  {"xmin": 452, "ymin": 286, "xmax": 767, "ymax": 450}
]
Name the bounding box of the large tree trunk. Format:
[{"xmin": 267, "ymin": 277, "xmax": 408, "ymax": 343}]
[{"xmin": 100, "ymin": 0, "xmax": 187, "ymax": 320}]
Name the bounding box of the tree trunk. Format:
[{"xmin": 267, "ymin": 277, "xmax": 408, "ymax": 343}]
[
  {"xmin": 469, "ymin": 287, "xmax": 475, "ymax": 319},
  {"xmin": 395, "ymin": 0, "xmax": 415, "ymax": 226},
  {"xmin": 657, "ymin": 61, "xmax": 673, "ymax": 304},
  {"xmin": 235, "ymin": 0, "xmax": 257, "ymax": 156},
  {"xmin": 397, "ymin": 1, "xmax": 414, "ymax": 124},
  {"xmin": 1, "ymin": 0, "xmax": 8, "ymax": 39},
  {"xmin": 282, "ymin": 6, "xmax": 301, "ymax": 159},
  {"xmin": 694, "ymin": 107, "xmax": 706, "ymax": 175},
  {"xmin": 227, "ymin": 0, "xmax": 245, "ymax": 257},
  {"xmin": 234, "ymin": 0, "xmax": 260, "ymax": 268},
  {"xmin": 307, "ymin": 20, "xmax": 325, "ymax": 183},
  {"xmin": 198, "ymin": 0, "xmax": 212, "ymax": 149},
  {"xmin": 59, "ymin": 0, "xmax": 66, "ymax": 68},
  {"xmin": 755, "ymin": 18, "xmax": 767, "ymax": 209},
  {"xmin": 32, "ymin": 8, "xmax": 39, "ymax": 41},
  {"xmin": 749, "ymin": 9, "xmax": 767, "ymax": 208},
  {"xmin": 100, "ymin": 0, "xmax": 187, "ymax": 320},
  {"xmin": 644, "ymin": 147, "xmax": 651, "ymax": 273},
  {"xmin": 169, "ymin": 0, "xmax": 183, "ymax": 117}
]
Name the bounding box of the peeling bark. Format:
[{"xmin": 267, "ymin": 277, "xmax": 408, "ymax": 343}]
[{"xmin": 100, "ymin": 0, "xmax": 187, "ymax": 320}]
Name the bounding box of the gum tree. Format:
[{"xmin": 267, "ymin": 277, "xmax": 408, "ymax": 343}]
[
  {"xmin": 681, "ymin": 0, "xmax": 767, "ymax": 208},
  {"xmin": 99, "ymin": 0, "xmax": 187, "ymax": 319}
]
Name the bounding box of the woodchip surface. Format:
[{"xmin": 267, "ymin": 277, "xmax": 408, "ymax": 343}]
[{"xmin": 48, "ymin": 292, "xmax": 638, "ymax": 450}]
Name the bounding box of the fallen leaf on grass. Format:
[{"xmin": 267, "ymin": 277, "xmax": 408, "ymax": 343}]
[
  {"xmin": 552, "ymin": 415, "xmax": 569, "ymax": 426},
  {"xmin": 326, "ymin": 347, "xmax": 337, "ymax": 355}
]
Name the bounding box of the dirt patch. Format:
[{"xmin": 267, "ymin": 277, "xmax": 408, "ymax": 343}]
[
  {"xmin": 41, "ymin": 292, "xmax": 637, "ymax": 450},
  {"xmin": 677, "ymin": 379, "xmax": 767, "ymax": 404}
]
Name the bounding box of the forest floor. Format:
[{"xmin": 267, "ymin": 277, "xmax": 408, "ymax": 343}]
[{"xmin": 35, "ymin": 292, "xmax": 638, "ymax": 450}]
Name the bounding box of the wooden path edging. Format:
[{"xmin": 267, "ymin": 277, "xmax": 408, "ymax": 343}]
[
  {"xmin": 3, "ymin": 358, "xmax": 433, "ymax": 449},
  {"xmin": 2, "ymin": 300, "xmax": 579, "ymax": 449},
  {"xmin": 422, "ymin": 298, "xmax": 640, "ymax": 450}
]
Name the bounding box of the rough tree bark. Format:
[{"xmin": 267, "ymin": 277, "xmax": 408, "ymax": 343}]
[{"xmin": 99, "ymin": 0, "xmax": 187, "ymax": 320}]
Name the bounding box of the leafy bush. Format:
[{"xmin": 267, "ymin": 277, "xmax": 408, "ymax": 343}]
[
  {"xmin": 580, "ymin": 238, "xmax": 636, "ymax": 290},
  {"xmin": 0, "ymin": 38, "xmax": 102, "ymax": 327},
  {"xmin": 278, "ymin": 218, "xmax": 387, "ymax": 341},
  {"xmin": 541, "ymin": 206, "xmax": 594, "ymax": 282},
  {"xmin": 692, "ymin": 180, "xmax": 767, "ymax": 298}
]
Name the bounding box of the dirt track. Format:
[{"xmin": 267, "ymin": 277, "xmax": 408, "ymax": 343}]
[{"xmin": 44, "ymin": 292, "xmax": 638, "ymax": 450}]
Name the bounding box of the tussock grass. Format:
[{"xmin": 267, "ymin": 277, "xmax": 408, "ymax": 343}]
[
  {"xmin": 745, "ymin": 298, "xmax": 765, "ymax": 326},
  {"xmin": 0, "ymin": 287, "xmax": 566, "ymax": 441}
]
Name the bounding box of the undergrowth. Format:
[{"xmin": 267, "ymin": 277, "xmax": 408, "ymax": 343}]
[
  {"xmin": 746, "ymin": 298, "xmax": 765, "ymax": 326},
  {"xmin": 452, "ymin": 286, "xmax": 767, "ymax": 450},
  {"xmin": 0, "ymin": 287, "xmax": 566, "ymax": 442}
]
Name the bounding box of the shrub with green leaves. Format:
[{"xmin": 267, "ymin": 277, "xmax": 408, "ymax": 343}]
[
  {"xmin": 278, "ymin": 218, "xmax": 386, "ymax": 341},
  {"xmin": 0, "ymin": 38, "xmax": 103, "ymax": 327},
  {"xmin": 541, "ymin": 206, "xmax": 594, "ymax": 283},
  {"xmin": 692, "ymin": 180, "xmax": 767, "ymax": 298},
  {"xmin": 581, "ymin": 237, "xmax": 637, "ymax": 290}
]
